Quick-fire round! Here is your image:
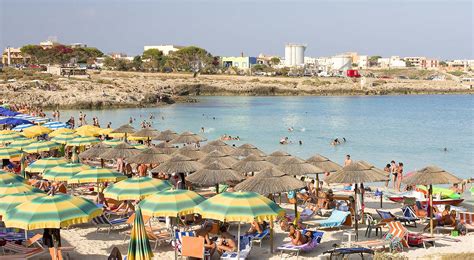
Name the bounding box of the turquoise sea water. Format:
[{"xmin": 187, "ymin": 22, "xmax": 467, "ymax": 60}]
[{"xmin": 55, "ymin": 95, "xmax": 473, "ymax": 180}]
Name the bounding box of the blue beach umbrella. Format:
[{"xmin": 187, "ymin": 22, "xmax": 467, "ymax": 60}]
[
  {"xmin": 0, "ymin": 118, "xmax": 33, "ymax": 126},
  {"xmin": 12, "ymin": 124, "xmax": 35, "ymax": 131},
  {"xmin": 43, "ymin": 121, "xmax": 69, "ymax": 130},
  {"xmin": 0, "ymin": 109, "xmax": 19, "ymax": 117}
]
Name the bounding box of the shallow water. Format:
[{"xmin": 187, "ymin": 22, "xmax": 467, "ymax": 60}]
[{"xmin": 55, "ymin": 95, "xmax": 473, "ymax": 181}]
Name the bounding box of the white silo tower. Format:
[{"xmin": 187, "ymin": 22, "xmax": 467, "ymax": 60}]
[{"xmin": 285, "ymin": 44, "xmax": 306, "ymax": 67}]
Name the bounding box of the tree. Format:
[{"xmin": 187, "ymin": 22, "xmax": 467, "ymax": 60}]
[
  {"xmin": 142, "ymin": 49, "xmax": 166, "ymax": 71},
  {"xmin": 439, "ymin": 61, "xmax": 447, "ymax": 67},
  {"xmin": 270, "ymin": 57, "xmax": 281, "ymax": 66},
  {"xmin": 167, "ymin": 46, "xmax": 216, "ymax": 73},
  {"xmin": 103, "ymin": 57, "xmax": 116, "ymax": 68},
  {"xmin": 405, "ymin": 60, "xmax": 414, "ymax": 67},
  {"xmin": 132, "ymin": 55, "xmax": 143, "ymax": 71},
  {"xmin": 369, "ymin": 56, "xmax": 382, "ymax": 67}
]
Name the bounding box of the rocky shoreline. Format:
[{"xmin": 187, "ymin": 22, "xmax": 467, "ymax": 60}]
[{"xmin": 1, "ymin": 70, "xmax": 472, "ymax": 109}]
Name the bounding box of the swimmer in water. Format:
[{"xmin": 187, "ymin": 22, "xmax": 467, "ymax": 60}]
[
  {"xmin": 443, "ymin": 147, "xmax": 448, "ymax": 152},
  {"xmin": 201, "ymin": 127, "xmax": 205, "ymax": 133},
  {"xmin": 288, "ymin": 127, "xmax": 294, "ymax": 132}
]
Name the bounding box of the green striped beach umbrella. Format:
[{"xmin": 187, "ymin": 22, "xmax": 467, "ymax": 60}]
[
  {"xmin": 0, "ymin": 170, "xmax": 25, "ymax": 184},
  {"xmin": 3, "ymin": 194, "xmax": 102, "ymax": 230},
  {"xmin": 104, "ymin": 177, "xmax": 172, "ymax": 201},
  {"xmin": 102, "ymin": 139, "xmax": 122, "ymax": 147},
  {"xmin": 139, "ymin": 189, "xmax": 205, "ymax": 217},
  {"xmin": 66, "ymin": 136, "xmax": 100, "ymax": 147},
  {"xmin": 43, "ymin": 163, "xmax": 91, "ymax": 182},
  {"xmin": 127, "ymin": 206, "xmax": 153, "ymax": 260},
  {"xmin": 51, "ymin": 132, "xmax": 79, "ymax": 144},
  {"xmin": 0, "ymin": 147, "xmax": 23, "ymax": 159},
  {"xmin": 132, "ymin": 144, "xmax": 148, "ymax": 150},
  {"xmin": 67, "ymin": 168, "xmax": 126, "ymax": 184},
  {"xmin": 8, "ymin": 138, "xmax": 36, "ymax": 150},
  {"xmin": 23, "ymin": 141, "xmax": 61, "ymax": 154},
  {"xmin": 0, "ymin": 182, "xmax": 42, "ymax": 196},
  {"xmin": 0, "ymin": 132, "xmax": 23, "ymax": 144},
  {"xmin": 25, "ymin": 158, "xmax": 68, "ymax": 173},
  {"xmin": 0, "ymin": 191, "xmax": 46, "ymax": 216}
]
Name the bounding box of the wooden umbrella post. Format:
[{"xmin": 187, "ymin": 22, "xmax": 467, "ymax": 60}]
[
  {"xmin": 270, "ymin": 221, "xmax": 274, "ymax": 253},
  {"xmin": 315, "ymin": 174, "xmax": 320, "ymax": 196},
  {"xmin": 429, "ymin": 185, "xmax": 434, "ymax": 236},
  {"xmin": 354, "ymin": 183, "xmax": 359, "ymax": 241}
]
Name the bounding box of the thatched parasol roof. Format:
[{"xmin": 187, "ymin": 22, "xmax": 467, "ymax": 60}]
[
  {"xmin": 232, "ymin": 154, "xmax": 274, "ymax": 173},
  {"xmin": 198, "ymin": 150, "xmax": 239, "ymax": 167},
  {"xmin": 127, "ymin": 147, "xmax": 171, "ymax": 164},
  {"xmin": 174, "ymin": 146, "xmax": 207, "ymax": 160},
  {"xmin": 100, "ymin": 142, "xmax": 141, "ymax": 159},
  {"xmin": 133, "ymin": 128, "xmax": 160, "ymax": 138},
  {"xmin": 278, "ymin": 157, "xmax": 325, "ymax": 176},
  {"xmin": 155, "ymin": 142, "xmax": 178, "ymax": 155},
  {"xmin": 402, "ymin": 166, "xmax": 462, "ymax": 186},
  {"xmin": 171, "ymin": 131, "xmax": 206, "ymax": 144},
  {"xmin": 151, "ymin": 154, "xmax": 204, "ymax": 174},
  {"xmin": 186, "ymin": 161, "xmax": 244, "ymax": 186},
  {"xmin": 266, "ymin": 150, "xmax": 293, "ymax": 165},
  {"xmin": 154, "ymin": 129, "xmax": 179, "ymax": 142},
  {"xmin": 200, "ymin": 140, "xmax": 236, "ymax": 155},
  {"xmin": 79, "ymin": 143, "xmax": 111, "ymax": 159},
  {"xmin": 306, "ymin": 154, "xmax": 343, "ymax": 173},
  {"xmin": 234, "ymin": 166, "xmax": 306, "ymax": 195},
  {"xmin": 111, "ymin": 124, "xmax": 136, "ymax": 134},
  {"xmin": 324, "ymin": 161, "xmax": 389, "ymax": 184},
  {"xmin": 232, "ymin": 143, "xmax": 266, "ymax": 157}
]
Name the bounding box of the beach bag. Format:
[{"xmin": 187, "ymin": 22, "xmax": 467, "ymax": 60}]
[
  {"xmin": 385, "ymin": 233, "xmax": 403, "ymax": 252},
  {"xmin": 407, "ymin": 233, "xmax": 424, "ymax": 247}
]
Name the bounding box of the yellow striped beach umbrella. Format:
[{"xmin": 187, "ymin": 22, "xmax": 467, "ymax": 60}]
[
  {"xmin": 51, "ymin": 132, "xmax": 79, "ymax": 144},
  {"xmin": 23, "ymin": 141, "xmax": 61, "ymax": 154},
  {"xmin": 43, "ymin": 163, "xmax": 91, "ymax": 182},
  {"xmin": 0, "ymin": 130, "xmax": 16, "ymax": 135},
  {"xmin": 8, "ymin": 138, "xmax": 36, "ymax": 150},
  {"xmin": 102, "ymin": 139, "xmax": 122, "ymax": 147},
  {"xmin": 0, "ymin": 170, "xmax": 25, "ymax": 184},
  {"xmin": 75, "ymin": 125, "xmax": 102, "ymax": 137},
  {"xmin": 67, "ymin": 168, "xmax": 126, "ymax": 184},
  {"xmin": 104, "ymin": 177, "xmax": 172, "ymax": 201},
  {"xmin": 98, "ymin": 128, "xmax": 114, "ymax": 136},
  {"xmin": 139, "ymin": 189, "xmax": 205, "ymax": 217},
  {"xmin": 25, "ymin": 158, "xmax": 68, "ymax": 173},
  {"xmin": 0, "ymin": 182, "xmax": 42, "ymax": 196},
  {"xmin": 66, "ymin": 136, "xmax": 100, "ymax": 147},
  {"xmin": 0, "ymin": 147, "xmax": 23, "ymax": 159},
  {"xmin": 22, "ymin": 125, "xmax": 52, "ymax": 138},
  {"xmin": 0, "ymin": 132, "xmax": 23, "ymax": 143},
  {"xmin": 49, "ymin": 128, "xmax": 75, "ymax": 137},
  {"xmin": 127, "ymin": 206, "xmax": 153, "ymax": 260},
  {"xmin": 3, "ymin": 194, "xmax": 102, "ymax": 230},
  {"xmin": 0, "ymin": 191, "xmax": 46, "ymax": 216},
  {"xmin": 129, "ymin": 135, "xmax": 148, "ymax": 141}
]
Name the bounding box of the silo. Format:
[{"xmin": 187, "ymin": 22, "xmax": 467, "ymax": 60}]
[
  {"xmin": 284, "ymin": 44, "xmax": 306, "ymax": 67},
  {"xmin": 331, "ymin": 55, "xmax": 352, "ymax": 71}
]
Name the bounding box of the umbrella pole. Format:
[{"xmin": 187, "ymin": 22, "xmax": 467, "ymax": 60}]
[
  {"xmin": 100, "ymin": 159, "xmax": 104, "ymax": 168},
  {"xmin": 315, "ymin": 174, "xmax": 319, "ymax": 196},
  {"xmin": 270, "ymin": 221, "xmax": 274, "ymax": 253},
  {"xmin": 430, "ymin": 185, "xmax": 433, "ymax": 236},
  {"xmin": 237, "ymin": 222, "xmax": 241, "ymax": 259},
  {"xmin": 354, "ymin": 183, "xmax": 359, "ymax": 241},
  {"xmin": 216, "ymin": 183, "xmax": 219, "ymax": 194}
]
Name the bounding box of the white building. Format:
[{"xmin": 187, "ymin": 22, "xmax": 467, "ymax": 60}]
[
  {"xmin": 304, "ymin": 57, "xmax": 318, "ymax": 67},
  {"xmin": 358, "ymin": 55, "xmax": 368, "ymax": 69},
  {"xmin": 331, "ymin": 55, "xmax": 352, "ymax": 72},
  {"xmin": 377, "ymin": 56, "xmax": 406, "ymax": 68},
  {"xmin": 284, "ymin": 44, "xmax": 306, "ymax": 67},
  {"xmin": 143, "ymin": 45, "xmax": 184, "ymax": 55}
]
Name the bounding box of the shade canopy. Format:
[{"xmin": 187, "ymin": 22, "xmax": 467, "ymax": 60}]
[
  {"xmin": 151, "ymin": 154, "xmax": 203, "ymax": 174},
  {"xmin": 25, "ymin": 158, "xmax": 68, "ymax": 173},
  {"xmin": 7, "ymin": 138, "xmax": 36, "ymax": 150},
  {"xmin": 49, "ymin": 128, "xmax": 75, "ymax": 137},
  {"xmin": 0, "ymin": 170, "xmax": 25, "ymax": 184},
  {"xmin": 127, "ymin": 148, "xmax": 171, "ymax": 164},
  {"xmin": 51, "ymin": 132, "xmax": 79, "ymax": 144},
  {"xmin": 133, "ymin": 128, "xmax": 159, "ymax": 138},
  {"xmin": 43, "ymin": 163, "xmax": 91, "ymax": 182},
  {"xmin": 0, "ymin": 147, "xmax": 23, "ymax": 159},
  {"xmin": 104, "ymin": 177, "xmax": 172, "ymax": 200},
  {"xmin": 306, "ymin": 154, "xmax": 343, "ymax": 173},
  {"xmin": 198, "ymin": 150, "xmax": 239, "ymax": 167},
  {"xmin": 171, "ymin": 131, "xmax": 206, "ymax": 144},
  {"xmin": 200, "ymin": 140, "xmax": 236, "ymax": 155},
  {"xmin": 22, "ymin": 125, "xmax": 52, "ymax": 138},
  {"xmin": 100, "ymin": 142, "xmax": 141, "ymax": 159},
  {"xmin": 154, "ymin": 130, "xmax": 178, "ymax": 142},
  {"xmin": 68, "ymin": 168, "xmax": 126, "ymax": 184},
  {"xmin": 4, "ymin": 194, "xmax": 102, "ymax": 230},
  {"xmin": 111, "ymin": 124, "xmax": 136, "ymax": 134},
  {"xmin": 278, "ymin": 157, "xmax": 325, "ymax": 176},
  {"xmin": 195, "ymin": 191, "xmax": 284, "ymax": 223},
  {"xmin": 324, "ymin": 161, "xmax": 389, "ymax": 184},
  {"xmin": 79, "ymin": 143, "xmax": 111, "ymax": 159},
  {"xmin": 0, "ymin": 191, "xmax": 46, "ymax": 216},
  {"xmin": 266, "ymin": 151, "xmax": 293, "ymax": 165},
  {"xmin": 232, "ymin": 143, "xmax": 266, "ymax": 157},
  {"xmin": 402, "ymin": 166, "xmax": 462, "ymax": 186},
  {"xmin": 75, "ymin": 125, "xmax": 102, "ymax": 137},
  {"xmin": 174, "ymin": 146, "xmax": 207, "ymax": 160},
  {"xmin": 0, "ymin": 182, "xmax": 42, "ymax": 196},
  {"xmin": 139, "ymin": 189, "xmax": 206, "ymax": 217},
  {"xmin": 186, "ymin": 161, "xmax": 244, "ymax": 186},
  {"xmin": 232, "ymin": 154, "xmax": 274, "ymax": 173},
  {"xmin": 23, "ymin": 141, "xmax": 61, "ymax": 154},
  {"xmin": 234, "ymin": 166, "xmax": 306, "ymax": 195},
  {"xmin": 66, "ymin": 136, "xmax": 100, "ymax": 147},
  {"xmin": 0, "ymin": 132, "xmax": 23, "ymax": 143},
  {"xmin": 127, "ymin": 206, "xmax": 153, "ymax": 260},
  {"xmin": 155, "ymin": 142, "xmax": 178, "ymax": 155}
]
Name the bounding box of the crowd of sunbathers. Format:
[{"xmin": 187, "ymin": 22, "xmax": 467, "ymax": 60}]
[
  {"xmin": 194, "ymin": 222, "xmax": 238, "ymax": 257},
  {"xmin": 423, "ymin": 205, "xmax": 468, "ymax": 235}
]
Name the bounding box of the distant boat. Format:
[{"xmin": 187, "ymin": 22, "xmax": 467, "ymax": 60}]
[{"xmin": 387, "ymin": 196, "xmax": 464, "ymax": 206}]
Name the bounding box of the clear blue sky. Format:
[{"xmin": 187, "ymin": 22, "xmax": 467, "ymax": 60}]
[{"xmin": 1, "ymin": 0, "xmax": 472, "ymax": 59}]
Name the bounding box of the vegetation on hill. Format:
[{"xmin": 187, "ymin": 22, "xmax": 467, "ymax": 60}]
[{"xmin": 20, "ymin": 45, "xmax": 103, "ymax": 64}]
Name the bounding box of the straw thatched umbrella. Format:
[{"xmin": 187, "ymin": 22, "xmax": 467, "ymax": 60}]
[
  {"xmin": 306, "ymin": 154, "xmax": 343, "ymax": 194},
  {"xmin": 200, "ymin": 140, "xmax": 236, "ymax": 155},
  {"xmin": 232, "ymin": 143, "xmax": 266, "ymax": 158},
  {"xmin": 198, "ymin": 150, "xmax": 239, "ymax": 168},
  {"xmin": 154, "ymin": 130, "xmax": 178, "ymax": 142},
  {"xmin": 266, "ymin": 151, "xmax": 293, "ymax": 165},
  {"xmin": 127, "ymin": 148, "xmax": 171, "ymax": 164},
  {"xmin": 174, "ymin": 146, "xmax": 207, "ymax": 160},
  {"xmin": 155, "ymin": 142, "xmax": 178, "ymax": 155},
  {"xmin": 325, "ymin": 161, "xmax": 389, "ymax": 240},
  {"xmin": 278, "ymin": 157, "xmax": 325, "ymax": 176},
  {"xmin": 171, "ymin": 131, "xmax": 206, "ymax": 144},
  {"xmin": 402, "ymin": 166, "xmax": 462, "ymax": 236},
  {"xmin": 151, "ymin": 154, "xmax": 204, "ymax": 174},
  {"xmin": 133, "ymin": 128, "xmax": 159, "ymax": 139},
  {"xmin": 186, "ymin": 161, "xmax": 244, "ymax": 192},
  {"xmin": 232, "ymin": 154, "xmax": 274, "ymax": 174},
  {"xmin": 111, "ymin": 124, "xmax": 136, "ymax": 142},
  {"xmin": 79, "ymin": 143, "xmax": 111, "ymax": 159},
  {"xmin": 100, "ymin": 142, "xmax": 141, "ymax": 160}
]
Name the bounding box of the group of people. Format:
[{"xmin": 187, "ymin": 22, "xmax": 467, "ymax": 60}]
[
  {"xmin": 383, "ymin": 160, "xmax": 404, "ymax": 191},
  {"xmin": 196, "ymin": 223, "xmax": 237, "ymax": 257},
  {"xmin": 331, "ymin": 137, "xmax": 347, "ymax": 146}
]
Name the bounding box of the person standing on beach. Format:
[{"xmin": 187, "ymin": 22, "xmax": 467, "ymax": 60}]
[
  {"xmin": 344, "ymin": 155, "xmax": 352, "ymax": 166},
  {"xmin": 396, "ymin": 162, "xmax": 404, "ymax": 192},
  {"xmin": 79, "ymin": 112, "xmax": 83, "ymax": 126},
  {"xmin": 390, "ymin": 160, "xmax": 397, "ymax": 190},
  {"xmin": 383, "ymin": 163, "xmax": 391, "ymax": 188}
]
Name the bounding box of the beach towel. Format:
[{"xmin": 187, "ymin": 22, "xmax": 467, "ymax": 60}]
[
  {"xmin": 277, "ymin": 231, "xmax": 323, "ymax": 252},
  {"xmin": 315, "ymin": 210, "xmax": 350, "ymax": 228}
]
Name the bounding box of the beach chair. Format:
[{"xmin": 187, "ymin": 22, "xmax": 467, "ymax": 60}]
[
  {"xmin": 303, "ymin": 210, "xmax": 351, "ymax": 229},
  {"xmin": 458, "ymin": 212, "xmax": 474, "ymax": 234},
  {"xmin": 277, "ymin": 230, "xmax": 324, "ymax": 260},
  {"xmin": 173, "ymin": 230, "xmax": 196, "ymax": 254},
  {"xmin": 376, "ymin": 209, "xmax": 417, "ymax": 227},
  {"xmin": 323, "ymin": 247, "xmax": 374, "ymax": 260},
  {"xmin": 286, "ymin": 207, "xmax": 316, "ymax": 222},
  {"xmin": 181, "ymin": 236, "xmax": 211, "ymax": 260},
  {"xmin": 92, "ymin": 214, "xmax": 129, "ymax": 234},
  {"xmin": 400, "ymin": 206, "xmax": 420, "ymax": 227},
  {"xmin": 250, "ymin": 228, "xmax": 270, "ymax": 247},
  {"xmin": 364, "ymin": 214, "xmax": 383, "ymax": 238},
  {"xmin": 221, "ymin": 235, "xmax": 252, "ymax": 260}
]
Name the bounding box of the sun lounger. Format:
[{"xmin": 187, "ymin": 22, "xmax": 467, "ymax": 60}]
[
  {"xmin": 277, "ymin": 230, "xmax": 324, "ymax": 259},
  {"xmin": 250, "ymin": 228, "xmax": 270, "ymax": 247},
  {"xmin": 221, "ymin": 235, "xmax": 252, "ymax": 260},
  {"xmin": 458, "ymin": 212, "xmax": 474, "ymax": 234},
  {"xmin": 173, "ymin": 230, "xmax": 196, "ymax": 253},
  {"xmin": 303, "ymin": 210, "xmax": 351, "ymax": 229},
  {"xmin": 286, "ymin": 207, "xmax": 316, "ymax": 222},
  {"xmin": 92, "ymin": 214, "xmax": 129, "ymax": 234},
  {"xmin": 377, "ymin": 209, "xmax": 416, "ymax": 227},
  {"xmin": 401, "ymin": 206, "xmax": 420, "ymax": 227},
  {"xmin": 323, "ymin": 247, "xmax": 374, "ymax": 260}
]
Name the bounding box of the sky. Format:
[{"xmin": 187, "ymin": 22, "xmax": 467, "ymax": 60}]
[{"xmin": 1, "ymin": 0, "xmax": 473, "ymax": 59}]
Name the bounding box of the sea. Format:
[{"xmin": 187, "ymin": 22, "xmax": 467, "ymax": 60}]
[{"xmin": 53, "ymin": 95, "xmax": 474, "ymax": 206}]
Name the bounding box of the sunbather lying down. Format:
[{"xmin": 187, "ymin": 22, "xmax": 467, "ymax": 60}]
[
  {"xmin": 288, "ymin": 224, "xmax": 312, "ymax": 246},
  {"xmin": 246, "ymin": 221, "xmax": 268, "ymax": 235}
]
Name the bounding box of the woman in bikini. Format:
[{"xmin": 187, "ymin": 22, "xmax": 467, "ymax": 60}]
[
  {"xmin": 288, "ymin": 224, "xmax": 309, "ymax": 246},
  {"xmin": 216, "ymin": 226, "xmax": 237, "ymax": 255}
]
